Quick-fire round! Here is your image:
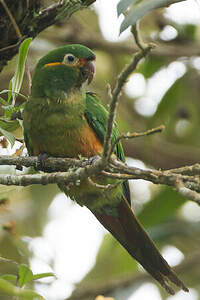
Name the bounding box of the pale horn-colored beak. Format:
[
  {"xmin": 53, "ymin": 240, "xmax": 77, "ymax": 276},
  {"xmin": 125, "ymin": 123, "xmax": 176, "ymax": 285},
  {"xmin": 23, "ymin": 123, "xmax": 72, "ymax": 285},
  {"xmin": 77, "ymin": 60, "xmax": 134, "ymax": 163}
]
[{"xmin": 85, "ymin": 60, "xmax": 96, "ymax": 84}]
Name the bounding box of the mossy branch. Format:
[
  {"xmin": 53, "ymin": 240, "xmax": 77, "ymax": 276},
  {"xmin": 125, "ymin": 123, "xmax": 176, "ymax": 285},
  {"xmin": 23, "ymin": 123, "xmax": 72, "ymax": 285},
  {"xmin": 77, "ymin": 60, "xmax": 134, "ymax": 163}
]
[{"xmin": 1, "ymin": 154, "xmax": 200, "ymax": 205}]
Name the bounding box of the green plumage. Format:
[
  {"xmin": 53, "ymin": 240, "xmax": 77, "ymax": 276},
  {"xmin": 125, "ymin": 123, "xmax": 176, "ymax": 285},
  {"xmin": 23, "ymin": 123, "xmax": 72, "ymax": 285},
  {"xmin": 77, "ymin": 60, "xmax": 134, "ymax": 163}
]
[
  {"xmin": 23, "ymin": 44, "xmax": 188, "ymax": 295},
  {"xmin": 85, "ymin": 92, "xmax": 131, "ymax": 204}
]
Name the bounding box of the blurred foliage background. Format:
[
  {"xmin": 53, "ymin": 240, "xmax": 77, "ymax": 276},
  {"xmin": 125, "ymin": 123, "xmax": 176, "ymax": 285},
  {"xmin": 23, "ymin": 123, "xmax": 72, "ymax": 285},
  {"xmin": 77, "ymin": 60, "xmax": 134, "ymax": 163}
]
[{"xmin": 0, "ymin": 0, "xmax": 200, "ymax": 299}]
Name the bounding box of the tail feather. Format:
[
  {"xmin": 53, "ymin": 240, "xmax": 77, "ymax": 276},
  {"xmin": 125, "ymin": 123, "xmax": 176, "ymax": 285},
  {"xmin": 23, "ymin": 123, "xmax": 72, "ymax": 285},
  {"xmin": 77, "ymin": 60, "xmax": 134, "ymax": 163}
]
[{"xmin": 93, "ymin": 197, "xmax": 188, "ymax": 295}]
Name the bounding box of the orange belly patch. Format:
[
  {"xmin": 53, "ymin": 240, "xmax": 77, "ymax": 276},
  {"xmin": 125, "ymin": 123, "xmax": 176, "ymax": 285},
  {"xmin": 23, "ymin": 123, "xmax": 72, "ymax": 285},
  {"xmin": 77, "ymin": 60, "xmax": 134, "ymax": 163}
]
[
  {"xmin": 78, "ymin": 123, "xmax": 103, "ymax": 157},
  {"xmin": 32, "ymin": 122, "xmax": 103, "ymax": 158}
]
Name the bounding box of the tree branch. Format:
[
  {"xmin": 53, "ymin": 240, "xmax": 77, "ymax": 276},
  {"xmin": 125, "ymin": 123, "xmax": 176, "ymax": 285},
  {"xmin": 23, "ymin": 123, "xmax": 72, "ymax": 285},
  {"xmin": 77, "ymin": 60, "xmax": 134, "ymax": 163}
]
[
  {"xmin": 0, "ymin": 0, "xmax": 22, "ymax": 39},
  {"xmin": 108, "ymin": 158, "xmax": 200, "ymax": 197},
  {"xmin": 0, "ymin": 155, "xmax": 89, "ymax": 172},
  {"xmin": 1, "ymin": 154, "xmax": 200, "ymax": 205},
  {"xmin": 0, "ymin": 155, "xmax": 104, "ymax": 186},
  {"xmin": 103, "ymin": 36, "xmax": 154, "ymax": 161},
  {"xmin": 0, "ymin": 0, "xmax": 95, "ymax": 73},
  {"xmin": 110, "ymin": 125, "xmax": 165, "ymax": 157},
  {"xmin": 165, "ymin": 163, "xmax": 200, "ymax": 176}
]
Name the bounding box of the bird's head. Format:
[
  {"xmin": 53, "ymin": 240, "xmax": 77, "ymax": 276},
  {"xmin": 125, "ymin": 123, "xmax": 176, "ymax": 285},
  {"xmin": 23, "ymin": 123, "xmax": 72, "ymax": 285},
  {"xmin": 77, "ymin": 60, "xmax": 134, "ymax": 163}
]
[{"xmin": 31, "ymin": 44, "xmax": 96, "ymax": 98}]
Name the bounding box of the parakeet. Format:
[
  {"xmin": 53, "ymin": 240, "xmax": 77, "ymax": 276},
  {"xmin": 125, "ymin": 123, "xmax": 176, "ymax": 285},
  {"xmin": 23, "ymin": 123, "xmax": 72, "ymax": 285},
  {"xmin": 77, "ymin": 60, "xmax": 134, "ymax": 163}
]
[{"xmin": 23, "ymin": 44, "xmax": 188, "ymax": 295}]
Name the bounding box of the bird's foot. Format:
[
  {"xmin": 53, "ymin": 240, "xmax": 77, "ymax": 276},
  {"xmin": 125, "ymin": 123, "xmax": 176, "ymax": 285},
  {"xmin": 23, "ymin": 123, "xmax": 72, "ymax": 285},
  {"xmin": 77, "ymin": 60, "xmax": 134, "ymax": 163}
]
[
  {"xmin": 88, "ymin": 155, "xmax": 101, "ymax": 165},
  {"xmin": 36, "ymin": 153, "xmax": 49, "ymax": 171}
]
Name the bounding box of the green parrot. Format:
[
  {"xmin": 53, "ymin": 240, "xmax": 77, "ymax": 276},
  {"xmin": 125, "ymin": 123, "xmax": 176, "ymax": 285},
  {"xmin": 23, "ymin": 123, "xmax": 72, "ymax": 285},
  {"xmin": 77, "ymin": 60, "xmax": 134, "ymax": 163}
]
[{"xmin": 23, "ymin": 44, "xmax": 188, "ymax": 295}]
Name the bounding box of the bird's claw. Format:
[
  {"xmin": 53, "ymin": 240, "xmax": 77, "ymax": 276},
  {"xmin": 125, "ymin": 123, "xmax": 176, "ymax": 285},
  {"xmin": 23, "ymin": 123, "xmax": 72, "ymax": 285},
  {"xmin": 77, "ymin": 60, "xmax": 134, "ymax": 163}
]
[
  {"xmin": 36, "ymin": 153, "xmax": 49, "ymax": 171},
  {"xmin": 88, "ymin": 155, "xmax": 101, "ymax": 165}
]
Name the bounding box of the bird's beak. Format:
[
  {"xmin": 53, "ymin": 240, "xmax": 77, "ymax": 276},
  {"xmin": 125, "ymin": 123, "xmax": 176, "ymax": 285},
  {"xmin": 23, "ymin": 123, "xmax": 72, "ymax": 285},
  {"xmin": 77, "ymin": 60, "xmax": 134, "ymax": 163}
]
[
  {"xmin": 86, "ymin": 60, "xmax": 96, "ymax": 84},
  {"xmin": 78, "ymin": 58, "xmax": 96, "ymax": 85}
]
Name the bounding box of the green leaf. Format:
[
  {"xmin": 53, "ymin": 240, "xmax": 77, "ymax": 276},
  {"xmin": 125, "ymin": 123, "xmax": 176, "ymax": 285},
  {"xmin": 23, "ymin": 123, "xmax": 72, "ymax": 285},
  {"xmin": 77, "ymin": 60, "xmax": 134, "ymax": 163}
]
[
  {"xmin": 0, "ymin": 119, "xmax": 20, "ymax": 132},
  {"xmin": 9, "ymin": 37, "xmax": 32, "ymax": 104},
  {"xmin": 8, "ymin": 80, "xmax": 12, "ymax": 103},
  {"xmin": 0, "ymin": 278, "xmax": 46, "ymax": 299},
  {"xmin": 0, "ymin": 274, "xmax": 17, "ymax": 284},
  {"xmin": 0, "ymin": 278, "xmax": 18, "ymax": 295},
  {"xmin": 117, "ymin": 0, "xmax": 139, "ymax": 16},
  {"xmin": 33, "ymin": 272, "xmax": 55, "ymax": 281},
  {"xmin": 18, "ymin": 264, "xmax": 34, "ymax": 288},
  {"xmin": 0, "ymin": 89, "xmax": 28, "ymax": 102},
  {"xmin": 2, "ymin": 105, "xmax": 15, "ymax": 113},
  {"xmin": 0, "ymin": 97, "xmax": 8, "ymax": 105},
  {"xmin": 0, "ymin": 127, "xmax": 15, "ymax": 147},
  {"xmin": 120, "ymin": 0, "xmax": 183, "ymax": 33},
  {"xmin": 18, "ymin": 289, "xmax": 46, "ymax": 300}
]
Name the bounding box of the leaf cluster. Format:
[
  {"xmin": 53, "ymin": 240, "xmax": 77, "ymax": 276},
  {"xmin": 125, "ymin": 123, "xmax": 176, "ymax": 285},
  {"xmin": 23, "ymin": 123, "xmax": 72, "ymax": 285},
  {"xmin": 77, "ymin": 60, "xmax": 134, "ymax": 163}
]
[
  {"xmin": 0, "ymin": 38, "xmax": 31, "ymax": 147},
  {"xmin": 0, "ymin": 263, "xmax": 55, "ymax": 300},
  {"xmin": 118, "ymin": 0, "xmax": 186, "ymax": 33}
]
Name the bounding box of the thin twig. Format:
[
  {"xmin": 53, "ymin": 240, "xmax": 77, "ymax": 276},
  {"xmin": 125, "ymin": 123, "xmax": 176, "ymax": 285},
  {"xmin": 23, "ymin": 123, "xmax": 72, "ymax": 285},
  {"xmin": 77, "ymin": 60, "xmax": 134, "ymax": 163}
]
[
  {"xmin": 110, "ymin": 125, "xmax": 165, "ymax": 156},
  {"xmin": 107, "ymin": 158, "xmax": 200, "ymax": 197},
  {"xmin": 175, "ymin": 179, "xmax": 200, "ymax": 205},
  {"xmin": 103, "ymin": 22, "xmax": 155, "ymax": 162},
  {"xmin": 131, "ymin": 22, "xmax": 148, "ymax": 50},
  {"xmin": 103, "ymin": 45, "xmax": 154, "ymax": 161},
  {"xmin": 0, "ymin": 0, "xmax": 94, "ymax": 73},
  {"xmin": 0, "ymin": 0, "xmax": 22, "ymax": 40},
  {"xmin": 88, "ymin": 177, "xmax": 122, "ymax": 191},
  {"xmin": 166, "ymin": 163, "xmax": 200, "ymax": 176},
  {"xmin": 88, "ymin": 177, "xmax": 109, "ymax": 190},
  {"xmin": 0, "ymin": 39, "xmax": 25, "ymax": 53}
]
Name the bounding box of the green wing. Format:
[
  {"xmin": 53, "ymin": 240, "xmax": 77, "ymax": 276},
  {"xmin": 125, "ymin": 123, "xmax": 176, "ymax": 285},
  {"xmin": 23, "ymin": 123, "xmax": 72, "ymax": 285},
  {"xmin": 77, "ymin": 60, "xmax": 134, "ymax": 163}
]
[{"xmin": 85, "ymin": 92, "xmax": 131, "ymax": 204}]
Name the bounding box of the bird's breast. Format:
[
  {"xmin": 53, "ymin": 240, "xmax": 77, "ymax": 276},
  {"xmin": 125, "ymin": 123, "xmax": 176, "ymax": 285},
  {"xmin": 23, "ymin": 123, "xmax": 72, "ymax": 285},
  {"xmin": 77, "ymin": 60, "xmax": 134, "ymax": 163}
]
[{"xmin": 30, "ymin": 111, "xmax": 103, "ymax": 158}]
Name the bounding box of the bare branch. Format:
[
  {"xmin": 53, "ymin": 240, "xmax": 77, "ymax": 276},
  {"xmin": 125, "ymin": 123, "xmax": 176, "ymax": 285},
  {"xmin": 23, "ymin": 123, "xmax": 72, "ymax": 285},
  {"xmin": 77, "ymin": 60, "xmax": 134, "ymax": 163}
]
[
  {"xmin": 0, "ymin": 155, "xmax": 88, "ymax": 172},
  {"xmin": 107, "ymin": 158, "xmax": 200, "ymax": 200},
  {"xmin": 0, "ymin": 155, "xmax": 200, "ymax": 205},
  {"xmin": 110, "ymin": 125, "xmax": 165, "ymax": 156},
  {"xmin": 103, "ymin": 23, "xmax": 156, "ymax": 161},
  {"xmin": 88, "ymin": 177, "xmax": 122, "ymax": 191},
  {"xmin": 0, "ymin": 0, "xmax": 95, "ymax": 72},
  {"xmin": 176, "ymin": 180, "xmax": 200, "ymax": 205},
  {"xmin": 0, "ymin": 156, "xmax": 104, "ymax": 187},
  {"xmin": 166, "ymin": 163, "xmax": 200, "ymax": 176},
  {"xmin": 131, "ymin": 22, "xmax": 147, "ymax": 51},
  {"xmin": 103, "ymin": 44, "xmax": 154, "ymax": 161}
]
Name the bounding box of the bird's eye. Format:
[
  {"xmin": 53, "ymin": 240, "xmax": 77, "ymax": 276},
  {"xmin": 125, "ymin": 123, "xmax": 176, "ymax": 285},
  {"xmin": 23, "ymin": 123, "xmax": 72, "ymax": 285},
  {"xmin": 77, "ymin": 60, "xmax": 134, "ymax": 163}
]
[{"xmin": 63, "ymin": 54, "xmax": 76, "ymax": 65}]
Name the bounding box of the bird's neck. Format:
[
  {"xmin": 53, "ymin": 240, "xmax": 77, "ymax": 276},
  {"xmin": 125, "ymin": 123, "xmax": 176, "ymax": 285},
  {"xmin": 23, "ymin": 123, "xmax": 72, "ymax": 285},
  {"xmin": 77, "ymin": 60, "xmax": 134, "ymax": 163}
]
[
  {"xmin": 31, "ymin": 65, "xmax": 80, "ymax": 99},
  {"xmin": 57, "ymin": 88, "xmax": 85, "ymax": 107}
]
